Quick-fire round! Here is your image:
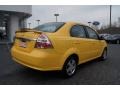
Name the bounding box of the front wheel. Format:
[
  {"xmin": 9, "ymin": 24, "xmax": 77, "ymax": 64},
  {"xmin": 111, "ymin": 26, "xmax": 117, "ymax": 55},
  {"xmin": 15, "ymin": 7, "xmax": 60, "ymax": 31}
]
[
  {"xmin": 100, "ymin": 48, "xmax": 107, "ymax": 60},
  {"xmin": 116, "ymin": 40, "xmax": 120, "ymax": 44},
  {"xmin": 62, "ymin": 56, "xmax": 77, "ymax": 77}
]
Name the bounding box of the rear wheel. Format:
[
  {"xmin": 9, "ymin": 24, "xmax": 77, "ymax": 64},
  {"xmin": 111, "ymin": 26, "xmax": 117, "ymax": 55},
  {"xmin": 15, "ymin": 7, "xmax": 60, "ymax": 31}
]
[
  {"xmin": 100, "ymin": 48, "xmax": 107, "ymax": 60},
  {"xmin": 62, "ymin": 56, "xmax": 77, "ymax": 77}
]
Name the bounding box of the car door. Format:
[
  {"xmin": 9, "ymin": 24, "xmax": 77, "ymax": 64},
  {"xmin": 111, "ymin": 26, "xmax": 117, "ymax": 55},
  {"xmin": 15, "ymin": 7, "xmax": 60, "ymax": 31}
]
[
  {"xmin": 84, "ymin": 26, "xmax": 101, "ymax": 59},
  {"xmin": 70, "ymin": 25, "xmax": 93, "ymax": 63}
]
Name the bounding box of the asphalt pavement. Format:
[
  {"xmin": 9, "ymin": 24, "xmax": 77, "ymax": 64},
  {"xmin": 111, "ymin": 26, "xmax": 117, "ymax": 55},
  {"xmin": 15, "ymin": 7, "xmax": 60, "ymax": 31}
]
[{"xmin": 0, "ymin": 44, "xmax": 120, "ymax": 85}]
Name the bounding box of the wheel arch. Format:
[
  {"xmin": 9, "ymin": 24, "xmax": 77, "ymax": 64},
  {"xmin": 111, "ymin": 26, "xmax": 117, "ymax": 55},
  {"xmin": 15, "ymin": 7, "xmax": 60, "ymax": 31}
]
[
  {"xmin": 103, "ymin": 46, "xmax": 107, "ymax": 53},
  {"xmin": 60, "ymin": 47, "xmax": 79, "ymax": 66},
  {"xmin": 100, "ymin": 46, "xmax": 107, "ymax": 57},
  {"xmin": 66, "ymin": 54, "xmax": 79, "ymax": 64},
  {"xmin": 61, "ymin": 53, "xmax": 79, "ymax": 70}
]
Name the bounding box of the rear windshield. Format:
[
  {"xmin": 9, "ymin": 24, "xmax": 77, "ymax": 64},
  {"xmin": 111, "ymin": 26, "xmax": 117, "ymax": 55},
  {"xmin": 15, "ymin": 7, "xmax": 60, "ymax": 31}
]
[{"xmin": 34, "ymin": 22, "xmax": 65, "ymax": 32}]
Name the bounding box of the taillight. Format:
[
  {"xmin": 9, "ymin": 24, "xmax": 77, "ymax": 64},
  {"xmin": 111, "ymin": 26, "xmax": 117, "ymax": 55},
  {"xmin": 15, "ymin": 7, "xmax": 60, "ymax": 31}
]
[{"xmin": 35, "ymin": 34, "xmax": 53, "ymax": 49}]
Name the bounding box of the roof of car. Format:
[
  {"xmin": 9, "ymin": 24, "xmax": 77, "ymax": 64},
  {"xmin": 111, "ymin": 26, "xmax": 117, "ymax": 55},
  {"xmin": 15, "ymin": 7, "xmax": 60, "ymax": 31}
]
[{"xmin": 66, "ymin": 21, "xmax": 88, "ymax": 26}]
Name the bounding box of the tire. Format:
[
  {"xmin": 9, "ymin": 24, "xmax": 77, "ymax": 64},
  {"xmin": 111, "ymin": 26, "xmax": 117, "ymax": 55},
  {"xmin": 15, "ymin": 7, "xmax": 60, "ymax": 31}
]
[
  {"xmin": 62, "ymin": 56, "xmax": 78, "ymax": 77},
  {"xmin": 100, "ymin": 48, "xmax": 107, "ymax": 60},
  {"xmin": 116, "ymin": 40, "xmax": 119, "ymax": 44}
]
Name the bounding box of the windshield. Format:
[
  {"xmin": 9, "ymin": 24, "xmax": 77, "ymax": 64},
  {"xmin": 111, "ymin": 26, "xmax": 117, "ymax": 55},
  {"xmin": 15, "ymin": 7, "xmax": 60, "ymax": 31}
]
[{"xmin": 34, "ymin": 22, "xmax": 65, "ymax": 32}]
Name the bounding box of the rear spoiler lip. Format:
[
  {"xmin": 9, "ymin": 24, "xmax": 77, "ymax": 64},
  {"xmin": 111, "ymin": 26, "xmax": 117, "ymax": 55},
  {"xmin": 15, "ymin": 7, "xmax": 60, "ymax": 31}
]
[
  {"xmin": 15, "ymin": 28, "xmax": 42, "ymax": 33},
  {"xmin": 15, "ymin": 36, "xmax": 37, "ymax": 41}
]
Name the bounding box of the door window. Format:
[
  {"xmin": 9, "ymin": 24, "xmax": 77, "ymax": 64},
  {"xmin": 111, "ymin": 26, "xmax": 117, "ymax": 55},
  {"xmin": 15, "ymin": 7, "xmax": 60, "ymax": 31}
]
[
  {"xmin": 70, "ymin": 25, "xmax": 86, "ymax": 38},
  {"xmin": 85, "ymin": 27, "xmax": 98, "ymax": 39}
]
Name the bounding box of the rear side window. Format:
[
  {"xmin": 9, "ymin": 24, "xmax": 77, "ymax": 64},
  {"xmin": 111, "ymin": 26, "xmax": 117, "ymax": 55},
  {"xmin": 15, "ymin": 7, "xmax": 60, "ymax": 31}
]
[
  {"xmin": 85, "ymin": 27, "xmax": 98, "ymax": 39},
  {"xmin": 34, "ymin": 22, "xmax": 65, "ymax": 32},
  {"xmin": 70, "ymin": 25, "xmax": 86, "ymax": 38}
]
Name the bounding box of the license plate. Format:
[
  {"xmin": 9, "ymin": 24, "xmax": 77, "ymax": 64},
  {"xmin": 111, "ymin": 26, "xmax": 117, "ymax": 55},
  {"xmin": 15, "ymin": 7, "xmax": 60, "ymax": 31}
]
[{"xmin": 19, "ymin": 42, "xmax": 27, "ymax": 48}]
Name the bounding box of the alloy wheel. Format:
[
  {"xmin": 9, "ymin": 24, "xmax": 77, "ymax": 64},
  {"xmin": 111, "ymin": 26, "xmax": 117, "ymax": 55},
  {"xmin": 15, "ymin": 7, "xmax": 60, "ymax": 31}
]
[{"xmin": 65, "ymin": 58, "xmax": 77, "ymax": 76}]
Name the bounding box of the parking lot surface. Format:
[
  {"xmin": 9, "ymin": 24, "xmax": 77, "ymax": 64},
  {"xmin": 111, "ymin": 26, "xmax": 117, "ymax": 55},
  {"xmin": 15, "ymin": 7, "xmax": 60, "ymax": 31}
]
[{"xmin": 0, "ymin": 44, "xmax": 120, "ymax": 85}]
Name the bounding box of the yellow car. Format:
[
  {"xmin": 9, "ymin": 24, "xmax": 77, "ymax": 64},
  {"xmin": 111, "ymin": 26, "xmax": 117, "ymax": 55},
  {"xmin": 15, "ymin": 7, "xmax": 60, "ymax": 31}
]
[{"xmin": 11, "ymin": 22, "xmax": 107, "ymax": 77}]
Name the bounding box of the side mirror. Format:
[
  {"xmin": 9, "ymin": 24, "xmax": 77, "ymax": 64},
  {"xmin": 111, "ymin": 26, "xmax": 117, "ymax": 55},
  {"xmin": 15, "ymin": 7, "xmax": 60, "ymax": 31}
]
[{"xmin": 99, "ymin": 36, "xmax": 104, "ymax": 40}]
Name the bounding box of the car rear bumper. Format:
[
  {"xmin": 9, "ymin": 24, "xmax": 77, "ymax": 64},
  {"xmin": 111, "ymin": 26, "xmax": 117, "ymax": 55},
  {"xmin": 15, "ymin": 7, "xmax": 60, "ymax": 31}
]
[{"xmin": 11, "ymin": 47, "xmax": 63, "ymax": 71}]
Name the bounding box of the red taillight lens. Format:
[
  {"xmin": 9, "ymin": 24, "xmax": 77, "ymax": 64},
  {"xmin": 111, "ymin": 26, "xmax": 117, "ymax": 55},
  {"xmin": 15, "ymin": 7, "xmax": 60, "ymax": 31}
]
[{"xmin": 35, "ymin": 34, "xmax": 53, "ymax": 49}]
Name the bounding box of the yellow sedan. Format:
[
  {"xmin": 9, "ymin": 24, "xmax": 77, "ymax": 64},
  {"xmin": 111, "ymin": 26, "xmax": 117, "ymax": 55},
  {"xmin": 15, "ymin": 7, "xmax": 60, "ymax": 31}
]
[{"xmin": 11, "ymin": 22, "xmax": 107, "ymax": 77}]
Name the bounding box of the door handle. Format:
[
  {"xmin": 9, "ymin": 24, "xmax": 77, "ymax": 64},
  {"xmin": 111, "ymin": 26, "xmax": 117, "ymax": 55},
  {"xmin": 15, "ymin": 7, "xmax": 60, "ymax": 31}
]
[
  {"xmin": 92, "ymin": 43, "xmax": 95, "ymax": 44},
  {"xmin": 73, "ymin": 42, "xmax": 80, "ymax": 44}
]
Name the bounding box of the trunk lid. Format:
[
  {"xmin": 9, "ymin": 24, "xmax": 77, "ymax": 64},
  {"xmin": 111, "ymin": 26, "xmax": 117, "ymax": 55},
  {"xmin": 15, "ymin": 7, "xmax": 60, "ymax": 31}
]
[{"xmin": 14, "ymin": 30, "xmax": 42, "ymax": 53}]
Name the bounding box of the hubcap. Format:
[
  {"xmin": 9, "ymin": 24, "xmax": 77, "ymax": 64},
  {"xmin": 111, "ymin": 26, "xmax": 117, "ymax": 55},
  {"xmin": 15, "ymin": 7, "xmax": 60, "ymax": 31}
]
[
  {"xmin": 103, "ymin": 50, "xmax": 107, "ymax": 59},
  {"xmin": 66, "ymin": 59, "xmax": 76, "ymax": 76}
]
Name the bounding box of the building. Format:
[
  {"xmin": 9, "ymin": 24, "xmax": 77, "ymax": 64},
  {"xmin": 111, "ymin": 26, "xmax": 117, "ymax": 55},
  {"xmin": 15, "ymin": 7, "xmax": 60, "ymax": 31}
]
[{"xmin": 0, "ymin": 5, "xmax": 32, "ymax": 43}]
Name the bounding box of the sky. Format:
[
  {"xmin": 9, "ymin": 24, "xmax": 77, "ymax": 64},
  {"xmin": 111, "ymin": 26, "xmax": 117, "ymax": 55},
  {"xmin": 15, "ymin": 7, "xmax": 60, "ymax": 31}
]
[{"xmin": 27, "ymin": 5, "xmax": 120, "ymax": 28}]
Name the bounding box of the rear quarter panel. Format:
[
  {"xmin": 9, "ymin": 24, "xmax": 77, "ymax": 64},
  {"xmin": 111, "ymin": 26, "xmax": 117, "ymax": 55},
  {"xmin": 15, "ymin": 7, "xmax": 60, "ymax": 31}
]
[{"xmin": 47, "ymin": 35, "xmax": 79, "ymax": 67}]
